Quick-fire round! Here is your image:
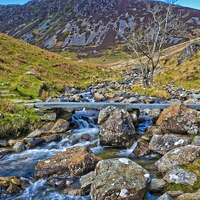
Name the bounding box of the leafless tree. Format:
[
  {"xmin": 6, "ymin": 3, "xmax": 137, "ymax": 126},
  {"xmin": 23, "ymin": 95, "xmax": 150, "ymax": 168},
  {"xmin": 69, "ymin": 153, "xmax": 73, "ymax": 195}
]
[{"xmin": 127, "ymin": 0, "xmax": 185, "ymax": 87}]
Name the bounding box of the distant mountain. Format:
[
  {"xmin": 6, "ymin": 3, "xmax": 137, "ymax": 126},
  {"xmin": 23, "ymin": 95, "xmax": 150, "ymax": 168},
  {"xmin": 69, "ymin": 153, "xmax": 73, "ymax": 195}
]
[{"xmin": 1, "ymin": 0, "xmax": 200, "ymax": 57}]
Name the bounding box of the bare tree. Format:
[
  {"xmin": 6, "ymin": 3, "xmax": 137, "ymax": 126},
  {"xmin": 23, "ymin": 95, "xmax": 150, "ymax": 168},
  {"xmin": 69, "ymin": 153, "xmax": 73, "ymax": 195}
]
[{"xmin": 128, "ymin": 0, "xmax": 185, "ymax": 87}]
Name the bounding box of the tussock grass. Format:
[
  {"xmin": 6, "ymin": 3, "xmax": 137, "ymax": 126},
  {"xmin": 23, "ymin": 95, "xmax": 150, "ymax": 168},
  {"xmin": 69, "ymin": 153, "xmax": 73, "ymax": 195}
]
[
  {"xmin": 154, "ymin": 50, "xmax": 200, "ymax": 90},
  {"xmin": 131, "ymin": 86, "xmax": 170, "ymax": 99}
]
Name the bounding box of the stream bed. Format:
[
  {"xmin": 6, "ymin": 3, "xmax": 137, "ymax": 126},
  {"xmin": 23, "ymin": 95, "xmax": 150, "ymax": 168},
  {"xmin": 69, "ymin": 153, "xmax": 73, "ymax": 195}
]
[{"xmin": 0, "ymin": 109, "xmax": 161, "ymax": 200}]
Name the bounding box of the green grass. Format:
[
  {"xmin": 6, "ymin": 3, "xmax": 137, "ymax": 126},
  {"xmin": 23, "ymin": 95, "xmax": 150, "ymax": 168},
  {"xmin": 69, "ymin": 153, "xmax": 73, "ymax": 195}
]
[
  {"xmin": 0, "ymin": 33, "xmax": 120, "ymax": 100},
  {"xmin": 0, "ymin": 98, "xmax": 42, "ymax": 139}
]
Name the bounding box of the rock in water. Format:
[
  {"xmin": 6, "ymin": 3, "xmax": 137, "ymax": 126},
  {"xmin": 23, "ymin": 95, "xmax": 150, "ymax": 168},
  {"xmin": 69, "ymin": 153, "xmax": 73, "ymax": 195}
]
[
  {"xmin": 155, "ymin": 145, "xmax": 200, "ymax": 174},
  {"xmin": 98, "ymin": 106, "xmax": 136, "ymax": 148},
  {"xmin": 89, "ymin": 158, "xmax": 150, "ymax": 200},
  {"xmin": 157, "ymin": 104, "xmax": 198, "ymax": 135},
  {"xmin": 34, "ymin": 146, "xmax": 101, "ymax": 179}
]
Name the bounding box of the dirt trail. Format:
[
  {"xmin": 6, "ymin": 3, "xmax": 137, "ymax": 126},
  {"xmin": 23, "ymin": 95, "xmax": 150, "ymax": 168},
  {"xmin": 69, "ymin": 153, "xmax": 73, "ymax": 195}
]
[{"xmin": 107, "ymin": 37, "xmax": 200, "ymax": 71}]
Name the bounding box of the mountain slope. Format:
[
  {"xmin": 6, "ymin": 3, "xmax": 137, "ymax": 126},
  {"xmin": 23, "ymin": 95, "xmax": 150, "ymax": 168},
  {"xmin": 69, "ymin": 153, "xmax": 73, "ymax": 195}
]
[
  {"xmin": 0, "ymin": 33, "xmax": 119, "ymax": 99},
  {"xmin": 1, "ymin": 0, "xmax": 200, "ymax": 57}
]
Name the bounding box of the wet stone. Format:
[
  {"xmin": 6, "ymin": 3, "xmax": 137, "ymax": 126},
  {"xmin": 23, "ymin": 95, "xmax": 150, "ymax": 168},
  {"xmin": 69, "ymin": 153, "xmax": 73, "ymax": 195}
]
[
  {"xmin": 50, "ymin": 119, "xmax": 70, "ymax": 133},
  {"xmin": 149, "ymin": 178, "xmax": 166, "ymax": 193},
  {"xmin": 13, "ymin": 142, "xmax": 26, "ymax": 152},
  {"xmin": 43, "ymin": 134, "xmax": 61, "ymax": 143},
  {"xmin": 0, "ymin": 140, "xmax": 7, "ymax": 147},
  {"xmin": 26, "ymin": 138, "xmax": 45, "ymax": 149},
  {"xmin": 40, "ymin": 122, "xmax": 55, "ymax": 134}
]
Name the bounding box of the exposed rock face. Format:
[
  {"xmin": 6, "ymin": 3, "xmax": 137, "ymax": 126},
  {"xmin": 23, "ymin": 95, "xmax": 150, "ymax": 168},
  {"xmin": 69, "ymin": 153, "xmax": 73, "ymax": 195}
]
[
  {"xmin": 177, "ymin": 191, "xmax": 200, "ymax": 200},
  {"xmin": 178, "ymin": 41, "xmax": 200, "ymax": 64},
  {"xmin": 149, "ymin": 178, "xmax": 166, "ymax": 193},
  {"xmin": 26, "ymin": 138, "xmax": 45, "ymax": 149},
  {"xmin": 98, "ymin": 106, "xmax": 136, "ymax": 148},
  {"xmin": 148, "ymin": 134, "xmax": 192, "ymax": 155},
  {"xmin": 81, "ymin": 158, "xmax": 150, "ymax": 200},
  {"xmin": 155, "ymin": 145, "xmax": 200, "ymax": 174},
  {"xmin": 34, "ymin": 146, "xmax": 101, "ymax": 179},
  {"xmin": 0, "ymin": 0, "xmax": 200, "ymax": 55},
  {"xmin": 157, "ymin": 104, "xmax": 198, "ymax": 135},
  {"xmin": 163, "ymin": 165, "xmax": 197, "ymax": 186}
]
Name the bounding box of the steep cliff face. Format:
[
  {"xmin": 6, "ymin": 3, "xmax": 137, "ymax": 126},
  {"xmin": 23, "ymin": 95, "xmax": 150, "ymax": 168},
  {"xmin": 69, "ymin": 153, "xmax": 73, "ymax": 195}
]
[{"xmin": 0, "ymin": 0, "xmax": 200, "ymax": 54}]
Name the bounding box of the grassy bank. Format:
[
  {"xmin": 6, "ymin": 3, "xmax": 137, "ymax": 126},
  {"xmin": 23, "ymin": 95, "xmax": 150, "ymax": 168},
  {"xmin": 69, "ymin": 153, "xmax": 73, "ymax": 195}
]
[
  {"xmin": 0, "ymin": 98, "xmax": 42, "ymax": 139},
  {"xmin": 0, "ymin": 33, "xmax": 120, "ymax": 100}
]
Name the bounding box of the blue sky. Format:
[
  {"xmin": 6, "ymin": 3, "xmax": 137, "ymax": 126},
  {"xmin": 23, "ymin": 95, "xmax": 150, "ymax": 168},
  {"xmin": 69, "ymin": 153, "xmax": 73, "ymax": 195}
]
[{"xmin": 0, "ymin": 0, "xmax": 200, "ymax": 10}]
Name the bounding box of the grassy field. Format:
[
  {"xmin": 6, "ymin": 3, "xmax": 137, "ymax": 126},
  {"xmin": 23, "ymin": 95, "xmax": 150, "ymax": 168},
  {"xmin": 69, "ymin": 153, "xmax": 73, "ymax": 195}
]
[{"xmin": 0, "ymin": 33, "xmax": 120, "ymax": 100}]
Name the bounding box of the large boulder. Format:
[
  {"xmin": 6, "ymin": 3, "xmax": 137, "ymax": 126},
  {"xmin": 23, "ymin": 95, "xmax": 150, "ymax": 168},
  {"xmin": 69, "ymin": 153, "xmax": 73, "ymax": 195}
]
[
  {"xmin": 178, "ymin": 41, "xmax": 200, "ymax": 65},
  {"xmin": 155, "ymin": 145, "xmax": 200, "ymax": 174},
  {"xmin": 34, "ymin": 146, "xmax": 101, "ymax": 179},
  {"xmin": 163, "ymin": 165, "xmax": 197, "ymax": 186},
  {"xmin": 148, "ymin": 133, "xmax": 192, "ymax": 155},
  {"xmin": 98, "ymin": 106, "xmax": 136, "ymax": 148},
  {"xmin": 157, "ymin": 104, "xmax": 198, "ymax": 135},
  {"xmin": 81, "ymin": 158, "xmax": 150, "ymax": 200}
]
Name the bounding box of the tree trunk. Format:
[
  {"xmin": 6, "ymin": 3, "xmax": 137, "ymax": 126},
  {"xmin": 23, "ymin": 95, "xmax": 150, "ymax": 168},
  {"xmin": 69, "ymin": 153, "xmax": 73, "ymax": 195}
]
[{"xmin": 150, "ymin": 69, "xmax": 154, "ymax": 87}]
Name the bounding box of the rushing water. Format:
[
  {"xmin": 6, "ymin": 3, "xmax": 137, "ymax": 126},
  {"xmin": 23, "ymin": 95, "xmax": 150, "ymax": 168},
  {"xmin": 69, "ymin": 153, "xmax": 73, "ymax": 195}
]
[{"xmin": 0, "ymin": 107, "xmax": 161, "ymax": 199}]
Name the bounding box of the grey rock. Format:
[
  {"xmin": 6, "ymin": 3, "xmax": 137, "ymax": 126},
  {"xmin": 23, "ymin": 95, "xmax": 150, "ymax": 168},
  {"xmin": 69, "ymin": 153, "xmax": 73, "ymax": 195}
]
[
  {"xmin": 0, "ymin": 140, "xmax": 7, "ymax": 147},
  {"xmin": 25, "ymin": 71, "xmax": 41, "ymax": 80},
  {"xmin": 177, "ymin": 191, "xmax": 200, "ymax": 199},
  {"xmin": 178, "ymin": 41, "xmax": 200, "ymax": 64},
  {"xmin": 94, "ymin": 93, "xmax": 104, "ymax": 102},
  {"xmin": 26, "ymin": 138, "xmax": 45, "ymax": 149},
  {"xmin": 192, "ymin": 136, "xmax": 200, "ymax": 146},
  {"xmin": 149, "ymin": 178, "xmax": 166, "ymax": 193},
  {"xmin": 98, "ymin": 106, "xmax": 136, "ymax": 148},
  {"xmin": 166, "ymin": 190, "xmax": 184, "ymax": 198},
  {"xmin": 13, "ymin": 142, "xmax": 26, "ymax": 152},
  {"xmin": 90, "ymin": 158, "xmax": 150, "ymax": 200},
  {"xmin": 41, "ymin": 113, "xmax": 57, "ymax": 121},
  {"xmin": 164, "ymin": 165, "xmax": 197, "ymax": 186},
  {"xmin": 80, "ymin": 171, "xmax": 95, "ymax": 195},
  {"xmin": 127, "ymin": 97, "xmax": 138, "ymax": 103},
  {"xmin": 149, "ymin": 134, "xmax": 192, "ymax": 155},
  {"xmin": 155, "ymin": 145, "xmax": 200, "ymax": 174},
  {"xmin": 26, "ymin": 129, "xmax": 42, "ymax": 138},
  {"xmin": 158, "ymin": 193, "xmax": 173, "ymax": 200},
  {"xmin": 50, "ymin": 119, "xmax": 70, "ymax": 133}
]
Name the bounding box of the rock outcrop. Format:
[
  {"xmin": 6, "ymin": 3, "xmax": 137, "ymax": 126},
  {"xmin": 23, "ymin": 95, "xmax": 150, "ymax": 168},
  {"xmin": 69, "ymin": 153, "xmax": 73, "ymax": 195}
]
[{"xmin": 178, "ymin": 41, "xmax": 200, "ymax": 64}]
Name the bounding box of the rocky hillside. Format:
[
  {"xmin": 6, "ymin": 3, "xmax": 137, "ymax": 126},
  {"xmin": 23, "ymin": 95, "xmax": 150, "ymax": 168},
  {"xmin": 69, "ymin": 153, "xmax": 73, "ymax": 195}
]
[{"xmin": 1, "ymin": 0, "xmax": 200, "ymax": 57}]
